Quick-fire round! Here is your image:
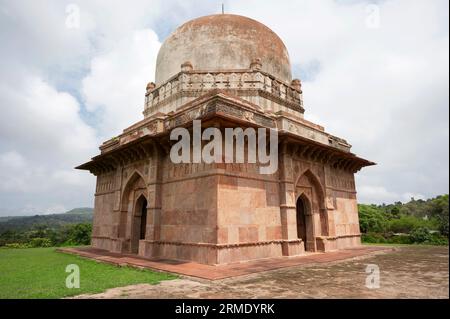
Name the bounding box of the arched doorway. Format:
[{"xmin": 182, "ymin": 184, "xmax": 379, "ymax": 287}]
[
  {"xmin": 296, "ymin": 194, "xmax": 316, "ymax": 252},
  {"xmin": 119, "ymin": 171, "xmax": 151, "ymax": 254},
  {"xmin": 296, "ymin": 196, "xmax": 307, "ymax": 243},
  {"xmin": 295, "ymin": 169, "xmax": 329, "ymax": 252},
  {"xmin": 131, "ymin": 195, "xmax": 148, "ymax": 254},
  {"xmin": 140, "ymin": 199, "xmax": 148, "ymax": 240}
]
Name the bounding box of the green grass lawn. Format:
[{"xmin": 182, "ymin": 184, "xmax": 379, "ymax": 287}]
[
  {"xmin": 0, "ymin": 247, "xmax": 177, "ymax": 299},
  {"xmin": 362, "ymin": 242, "xmax": 449, "ymax": 247}
]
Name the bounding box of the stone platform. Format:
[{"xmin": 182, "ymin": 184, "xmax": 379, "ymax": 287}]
[{"xmin": 58, "ymin": 246, "xmax": 391, "ymax": 281}]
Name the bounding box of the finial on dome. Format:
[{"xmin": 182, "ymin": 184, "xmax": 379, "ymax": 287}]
[
  {"xmin": 181, "ymin": 61, "xmax": 193, "ymax": 72},
  {"xmin": 146, "ymin": 82, "xmax": 156, "ymax": 92},
  {"xmin": 250, "ymin": 58, "xmax": 262, "ymax": 71},
  {"xmin": 291, "ymin": 79, "xmax": 302, "ymax": 92}
]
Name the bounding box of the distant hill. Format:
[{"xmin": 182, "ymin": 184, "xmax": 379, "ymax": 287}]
[{"xmin": 0, "ymin": 208, "xmax": 93, "ymax": 233}]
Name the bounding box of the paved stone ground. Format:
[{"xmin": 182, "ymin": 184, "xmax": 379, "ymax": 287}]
[
  {"xmin": 60, "ymin": 246, "xmax": 387, "ymax": 280},
  {"xmin": 74, "ymin": 246, "xmax": 448, "ymax": 299}
]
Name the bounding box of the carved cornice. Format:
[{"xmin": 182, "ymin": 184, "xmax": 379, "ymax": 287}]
[
  {"xmin": 77, "ymin": 141, "xmax": 156, "ymax": 176},
  {"xmin": 78, "ymin": 92, "xmax": 375, "ymax": 176},
  {"xmin": 282, "ymin": 140, "xmax": 375, "ymax": 173}
]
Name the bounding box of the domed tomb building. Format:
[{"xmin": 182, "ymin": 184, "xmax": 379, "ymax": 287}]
[{"xmin": 77, "ymin": 14, "xmax": 374, "ymax": 265}]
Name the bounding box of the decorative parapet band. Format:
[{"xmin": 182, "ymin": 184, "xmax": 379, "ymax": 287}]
[
  {"xmin": 91, "ymin": 236, "xmax": 302, "ymax": 250},
  {"xmin": 144, "ymin": 69, "xmax": 304, "ymax": 117},
  {"xmin": 142, "ymin": 239, "xmax": 300, "ymax": 250}
]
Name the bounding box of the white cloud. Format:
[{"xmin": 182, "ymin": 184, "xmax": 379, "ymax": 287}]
[
  {"xmin": 0, "ymin": 76, "xmax": 97, "ymax": 163},
  {"xmin": 0, "ymin": 151, "xmax": 26, "ymax": 170},
  {"xmin": 0, "ymin": 0, "xmax": 167, "ymax": 215},
  {"xmin": 0, "ymin": 75, "xmax": 97, "ymax": 214},
  {"xmin": 0, "ymin": 151, "xmax": 29, "ymax": 192},
  {"xmin": 82, "ymin": 29, "xmax": 161, "ymax": 138},
  {"xmin": 357, "ymin": 185, "xmax": 426, "ymax": 204}
]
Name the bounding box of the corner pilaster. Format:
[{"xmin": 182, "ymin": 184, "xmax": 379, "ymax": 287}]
[{"xmin": 279, "ymin": 142, "xmax": 304, "ymax": 256}]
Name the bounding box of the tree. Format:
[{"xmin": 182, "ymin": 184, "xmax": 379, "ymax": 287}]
[
  {"xmin": 390, "ymin": 206, "xmax": 401, "ymax": 219},
  {"xmin": 358, "ymin": 205, "xmax": 388, "ymax": 233},
  {"xmin": 66, "ymin": 223, "xmax": 92, "ymax": 246},
  {"xmin": 430, "ymin": 195, "xmax": 449, "ymax": 237}
]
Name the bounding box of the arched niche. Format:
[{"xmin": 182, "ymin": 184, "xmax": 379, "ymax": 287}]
[
  {"xmin": 118, "ymin": 171, "xmax": 148, "ymax": 245},
  {"xmin": 295, "ymin": 169, "xmax": 329, "ymax": 243}
]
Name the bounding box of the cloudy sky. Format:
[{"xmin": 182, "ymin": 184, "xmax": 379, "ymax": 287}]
[{"xmin": 0, "ymin": 0, "xmax": 448, "ymax": 216}]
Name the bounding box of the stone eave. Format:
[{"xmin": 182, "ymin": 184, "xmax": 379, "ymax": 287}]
[
  {"xmin": 280, "ymin": 132, "xmax": 376, "ymax": 173},
  {"xmin": 75, "ymin": 135, "xmax": 159, "ymax": 175},
  {"xmin": 77, "ymin": 91, "xmax": 375, "ymax": 175}
]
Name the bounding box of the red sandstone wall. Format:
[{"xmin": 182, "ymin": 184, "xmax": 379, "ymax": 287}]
[
  {"xmin": 91, "ymin": 172, "xmax": 117, "ymax": 251},
  {"xmin": 325, "ymin": 166, "xmax": 361, "ymax": 248},
  {"xmin": 160, "ymin": 175, "xmax": 218, "ymax": 244},
  {"xmin": 217, "ymin": 175, "xmax": 281, "ymax": 244},
  {"xmin": 90, "ymin": 147, "xmax": 362, "ymax": 264},
  {"xmin": 215, "ymin": 165, "xmax": 283, "ymax": 264}
]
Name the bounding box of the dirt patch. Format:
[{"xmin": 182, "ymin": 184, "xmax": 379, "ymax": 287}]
[{"xmin": 73, "ymin": 246, "xmax": 449, "ymax": 299}]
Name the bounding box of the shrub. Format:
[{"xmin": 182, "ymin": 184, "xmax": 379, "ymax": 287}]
[
  {"xmin": 362, "ymin": 233, "xmax": 387, "ymax": 244},
  {"xmin": 4, "ymin": 243, "xmax": 31, "ymax": 249},
  {"xmin": 389, "ymin": 235, "xmax": 413, "ymax": 245},
  {"xmin": 388, "ymin": 215, "xmax": 419, "ymax": 233},
  {"xmin": 29, "ymin": 238, "xmax": 52, "ymax": 248},
  {"xmin": 361, "ymin": 234, "xmax": 377, "ymax": 243},
  {"xmin": 428, "ymin": 233, "xmax": 449, "ymax": 246},
  {"xmin": 409, "ymin": 227, "xmax": 433, "ymax": 244},
  {"xmin": 430, "ymin": 195, "xmax": 449, "ymax": 237}
]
